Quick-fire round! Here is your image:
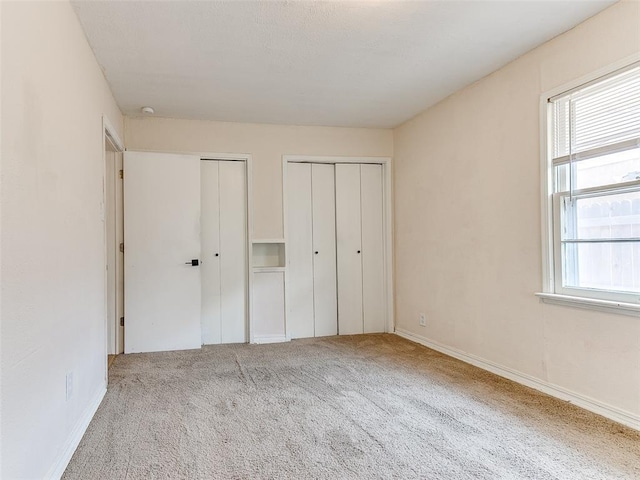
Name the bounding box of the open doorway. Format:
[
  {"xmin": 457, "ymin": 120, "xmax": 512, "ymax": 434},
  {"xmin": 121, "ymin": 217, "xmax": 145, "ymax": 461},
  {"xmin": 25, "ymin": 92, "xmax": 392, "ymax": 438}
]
[{"xmin": 103, "ymin": 118, "xmax": 124, "ymax": 375}]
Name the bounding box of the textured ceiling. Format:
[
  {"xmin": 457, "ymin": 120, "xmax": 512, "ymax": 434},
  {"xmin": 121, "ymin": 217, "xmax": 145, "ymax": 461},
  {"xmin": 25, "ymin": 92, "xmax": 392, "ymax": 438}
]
[{"xmin": 72, "ymin": 0, "xmax": 616, "ymax": 128}]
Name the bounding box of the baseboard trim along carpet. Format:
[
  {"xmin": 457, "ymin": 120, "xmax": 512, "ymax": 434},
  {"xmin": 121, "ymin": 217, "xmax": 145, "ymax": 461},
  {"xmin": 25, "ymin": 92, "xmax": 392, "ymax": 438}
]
[
  {"xmin": 45, "ymin": 386, "xmax": 107, "ymax": 480},
  {"xmin": 395, "ymin": 328, "xmax": 640, "ymax": 431}
]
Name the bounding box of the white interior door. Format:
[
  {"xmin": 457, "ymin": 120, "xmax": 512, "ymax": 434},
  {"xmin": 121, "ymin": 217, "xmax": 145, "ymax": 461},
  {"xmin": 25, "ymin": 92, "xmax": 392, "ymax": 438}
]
[
  {"xmin": 124, "ymin": 152, "xmax": 202, "ymax": 353},
  {"xmin": 219, "ymin": 161, "xmax": 247, "ymax": 343},
  {"xmin": 312, "ymin": 164, "xmax": 338, "ymax": 337},
  {"xmin": 361, "ymin": 164, "xmax": 385, "ymax": 333},
  {"xmin": 336, "ymin": 164, "xmax": 364, "ymax": 335},
  {"xmin": 286, "ymin": 163, "xmax": 314, "ymax": 339},
  {"xmin": 105, "ymin": 147, "xmax": 117, "ymax": 355},
  {"xmin": 201, "ymin": 160, "xmax": 222, "ymax": 344},
  {"xmin": 115, "ymin": 151, "xmax": 125, "ymax": 354}
]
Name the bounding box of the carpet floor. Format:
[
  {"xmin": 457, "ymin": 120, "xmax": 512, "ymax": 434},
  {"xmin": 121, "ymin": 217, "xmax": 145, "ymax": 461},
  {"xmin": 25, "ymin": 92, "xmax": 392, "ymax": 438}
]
[{"xmin": 63, "ymin": 334, "xmax": 640, "ymax": 479}]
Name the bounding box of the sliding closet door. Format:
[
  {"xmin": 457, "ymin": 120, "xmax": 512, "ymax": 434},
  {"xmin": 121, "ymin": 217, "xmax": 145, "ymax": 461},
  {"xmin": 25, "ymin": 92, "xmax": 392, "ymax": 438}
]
[
  {"xmin": 201, "ymin": 160, "xmax": 222, "ymax": 344},
  {"xmin": 124, "ymin": 152, "xmax": 202, "ymax": 353},
  {"xmin": 312, "ymin": 164, "xmax": 338, "ymax": 337},
  {"xmin": 287, "ymin": 163, "xmax": 314, "ymax": 339},
  {"xmin": 361, "ymin": 164, "xmax": 385, "ymax": 333},
  {"xmin": 219, "ymin": 161, "xmax": 247, "ymax": 343},
  {"xmin": 335, "ymin": 164, "xmax": 364, "ymax": 335}
]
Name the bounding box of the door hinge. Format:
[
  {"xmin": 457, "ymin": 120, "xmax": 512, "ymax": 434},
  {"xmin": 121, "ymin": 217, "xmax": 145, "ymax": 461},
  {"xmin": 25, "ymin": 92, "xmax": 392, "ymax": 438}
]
[
  {"xmin": 119, "ymin": 169, "xmax": 123, "ymax": 179},
  {"xmin": 120, "ymin": 317, "xmax": 124, "ymax": 327},
  {"xmin": 119, "ymin": 243, "xmax": 124, "ymax": 253}
]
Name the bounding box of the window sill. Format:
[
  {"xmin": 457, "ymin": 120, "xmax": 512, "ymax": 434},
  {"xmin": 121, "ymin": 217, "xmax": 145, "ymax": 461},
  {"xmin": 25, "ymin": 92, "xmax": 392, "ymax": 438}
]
[{"xmin": 535, "ymin": 293, "xmax": 640, "ymax": 317}]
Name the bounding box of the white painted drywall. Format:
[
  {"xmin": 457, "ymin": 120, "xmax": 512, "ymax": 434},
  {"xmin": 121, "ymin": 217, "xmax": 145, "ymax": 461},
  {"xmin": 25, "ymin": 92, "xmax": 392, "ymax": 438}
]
[
  {"xmin": 393, "ymin": 1, "xmax": 640, "ymax": 418},
  {"xmin": 124, "ymin": 117, "xmax": 393, "ymax": 240},
  {"xmin": 1, "ymin": 1, "xmax": 123, "ymax": 478}
]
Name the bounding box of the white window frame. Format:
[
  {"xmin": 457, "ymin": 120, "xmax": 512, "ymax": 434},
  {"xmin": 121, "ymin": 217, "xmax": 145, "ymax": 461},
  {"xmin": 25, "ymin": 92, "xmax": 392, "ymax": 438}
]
[{"xmin": 537, "ymin": 54, "xmax": 640, "ymax": 316}]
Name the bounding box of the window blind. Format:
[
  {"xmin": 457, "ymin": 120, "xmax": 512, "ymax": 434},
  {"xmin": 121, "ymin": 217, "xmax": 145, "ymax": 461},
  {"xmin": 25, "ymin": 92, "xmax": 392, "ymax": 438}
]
[{"xmin": 551, "ymin": 64, "xmax": 640, "ymax": 163}]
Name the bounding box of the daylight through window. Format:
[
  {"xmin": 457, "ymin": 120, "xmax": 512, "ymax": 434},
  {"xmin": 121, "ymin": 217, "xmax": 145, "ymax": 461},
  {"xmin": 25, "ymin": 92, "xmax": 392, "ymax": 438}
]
[{"xmin": 549, "ymin": 63, "xmax": 640, "ymax": 303}]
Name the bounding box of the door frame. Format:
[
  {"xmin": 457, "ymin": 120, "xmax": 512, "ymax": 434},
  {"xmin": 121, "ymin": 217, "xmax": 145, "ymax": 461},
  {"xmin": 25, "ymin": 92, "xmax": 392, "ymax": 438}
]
[
  {"xmin": 282, "ymin": 155, "xmax": 394, "ymax": 335},
  {"xmin": 102, "ymin": 115, "xmax": 124, "ymax": 384},
  {"xmin": 123, "ymin": 149, "xmax": 254, "ymax": 344}
]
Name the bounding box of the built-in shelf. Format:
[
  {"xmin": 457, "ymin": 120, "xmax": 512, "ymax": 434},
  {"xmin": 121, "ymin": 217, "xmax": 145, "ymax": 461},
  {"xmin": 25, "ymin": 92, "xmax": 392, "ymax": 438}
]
[
  {"xmin": 253, "ymin": 266, "xmax": 286, "ymax": 273},
  {"xmin": 252, "ymin": 241, "xmax": 285, "ymax": 268}
]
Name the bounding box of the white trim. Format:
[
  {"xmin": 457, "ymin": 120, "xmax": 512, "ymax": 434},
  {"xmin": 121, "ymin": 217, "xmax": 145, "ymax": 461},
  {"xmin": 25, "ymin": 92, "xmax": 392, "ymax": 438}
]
[
  {"xmin": 252, "ymin": 238, "xmax": 285, "ymax": 244},
  {"xmin": 103, "ymin": 115, "xmax": 124, "ymax": 152},
  {"xmin": 282, "ymin": 154, "xmax": 395, "ymax": 336},
  {"xmin": 123, "ymin": 150, "xmax": 255, "ymax": 344},
  {"xmin": 282, "ymin": 154, "xmax": 387, "ymax": 165},
  {"xmin": 539, "ymin": 54, "xmax": 640, "ymax": 306},
  {"xmin": 535, "ymin": 292, "xmax": 640, "ymax": 316},
  {"xmin": 252, "ymin": 334, "xmax": 290, "ymax": 344},
  {"xmin": 539, "ymin": 96, "xmax": 554, "ymax": 293},
  {"xmin": 245, "ymin": 155, "xmax": 255, "ymax": 344},
  {"xmin": 395, "ymin": 328, "xmax": 640, "ymax": 431},
  {"xmin": 44, "ymin": 387, "xmax": 107, "ymax": 480},
  {"xmin": 102, "ymin": 116, "xmax": 124, "ymax": 383}
]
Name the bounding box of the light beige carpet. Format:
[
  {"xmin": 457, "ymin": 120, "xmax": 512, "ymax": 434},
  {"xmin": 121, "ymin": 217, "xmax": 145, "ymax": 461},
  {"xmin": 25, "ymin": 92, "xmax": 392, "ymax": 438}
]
[{"xmin": 64, "ymin": 334, "xmax": 640, "ymax": 479}]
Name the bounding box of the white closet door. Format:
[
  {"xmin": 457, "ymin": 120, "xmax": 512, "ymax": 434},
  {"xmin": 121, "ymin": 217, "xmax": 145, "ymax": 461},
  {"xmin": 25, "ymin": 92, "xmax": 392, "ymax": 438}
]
[
  {"xmin": 361, "ymin": 164, "xmax": 385, "ymax": 333},
  {"xmin": 219, "ymin": 161, "xmax": 247, "ymax": 343},
  {"xmin": 124, "ymin": 152, "xmax": 201, "ymax": 353},
  {"xmin": 286, "ymin": 163, "xmax": 314, "ymax": 339},
  {"xmin": 201, "ymin": 160, "xmax": 222, "ymax": 345},
  {"xmin": 335, "ymin": 164, "xmax": 364, "ymax": 335},
  {"xmin": 312, "ymin": 164, "xmax": 338, "ymax": 337}
]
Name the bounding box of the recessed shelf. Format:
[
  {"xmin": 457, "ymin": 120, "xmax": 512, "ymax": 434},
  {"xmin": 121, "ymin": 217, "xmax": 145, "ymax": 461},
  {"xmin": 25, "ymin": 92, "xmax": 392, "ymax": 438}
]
[{"xmin": 252, "ymin": 242, "xmax": 285, "ymax": 268}]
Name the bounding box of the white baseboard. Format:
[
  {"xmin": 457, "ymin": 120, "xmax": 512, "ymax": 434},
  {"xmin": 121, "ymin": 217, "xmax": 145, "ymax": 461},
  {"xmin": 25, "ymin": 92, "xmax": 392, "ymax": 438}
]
[
  {"xmin": 45, "ymin": 386, "xmax": 106, "ymax": 480},
  {"xmin": 252, "ymin": 334, "xmax": 290, "ymax": 345},
  {"xmin": 395, "ymin": 328, "xmax": 640, "ymax": 431}
]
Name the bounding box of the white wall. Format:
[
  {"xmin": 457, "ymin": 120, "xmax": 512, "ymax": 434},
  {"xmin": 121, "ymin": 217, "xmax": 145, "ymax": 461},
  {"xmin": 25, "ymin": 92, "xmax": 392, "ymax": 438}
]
[
  {"xmin": 394, "ymin": 0, "xmax": 640, "ymax": 421},
  {"xmin": 1, "ymin": 2, "xmax": 123, "ymax": 478},
  {"xmin": 124, "ymin": 117, "xmax": 393, "ymax": 240}
]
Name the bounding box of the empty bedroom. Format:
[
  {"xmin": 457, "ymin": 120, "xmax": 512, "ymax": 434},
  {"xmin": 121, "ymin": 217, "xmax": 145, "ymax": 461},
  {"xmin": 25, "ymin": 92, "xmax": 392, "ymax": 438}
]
[{"xmin": 1, "ymin": 0, "xmax": 639, "ymax": 479}]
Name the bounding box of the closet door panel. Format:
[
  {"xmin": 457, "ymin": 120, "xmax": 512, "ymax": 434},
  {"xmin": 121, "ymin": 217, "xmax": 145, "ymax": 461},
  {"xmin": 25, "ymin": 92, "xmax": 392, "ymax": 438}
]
[
  {"xmin": 335, "ymin": 164, "xmax": 364, "ymax": 335},
  {"xmin": 201, "ymin": 161, "xmax": 222, "ymax": 344},
  {"xmin": 361, "ymin": 164, "xmax": 386, "ymax": 333},
  {"xmin": 219, "ymin": 161, "xmax": 247, "ymax": 343},
  {"xmin": 312, "ymin": 164, "xmax": 338, "ymax": 337},
  {"xmin": 286, "ymin": 163, "xmax": 314, "ymax": 339}
]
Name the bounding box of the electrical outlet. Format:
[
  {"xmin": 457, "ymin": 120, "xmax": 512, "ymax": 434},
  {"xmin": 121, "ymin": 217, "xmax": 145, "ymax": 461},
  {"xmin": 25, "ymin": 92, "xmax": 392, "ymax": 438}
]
[
  {"xmin": 419, "ymin": 313, "xmax": 426, "ymax": 327},
  {"xmin": 66, "ymin": 372, "xmax": 74, "ymax": 401}
]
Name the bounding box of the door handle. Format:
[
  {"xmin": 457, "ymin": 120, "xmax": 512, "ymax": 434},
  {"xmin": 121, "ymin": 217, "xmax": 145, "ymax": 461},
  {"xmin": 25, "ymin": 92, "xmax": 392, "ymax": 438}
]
[
  {"xmin": 315, "ymin": 251, "xmax": 319, "ymax": 254},
  {"xmin": 357, "ymin": 250, "xmax": 361, "ymax": 254},
  {"xmin": 215, "ymin": 253, "xmax": 219, "ymax": 257},
  {"xmin": 185, "ymin": 259, "xmax": 199, "ymax": 266}
]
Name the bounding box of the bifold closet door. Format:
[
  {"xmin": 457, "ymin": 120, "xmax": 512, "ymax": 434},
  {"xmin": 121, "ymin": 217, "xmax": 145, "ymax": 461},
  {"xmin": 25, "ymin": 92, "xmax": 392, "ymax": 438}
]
[
  {"xmin": 219, "ymin": 161, "xmax": 247, "ymax": 343},
  {"xmin": 201, "ymin": 160, "xmax": 247, "ymax": 345},
  {"xmin": 124, "ymin": 152, "xmax": 202, "ymax": 353},
  {"xmin": 311, "ymin": 164, "xmax": 338, "ymax": 337},
  {"xmin": 200, "ymin": 161, "xmax": 222, "ymax": 344},
  {"xmin": 286, "ymin": 163, "xmax": 314, "ymax": 339},
  {"xmin": 336, "ymin": 163, "xmax": 385, "ymax": 335},
  {"xmin": 335, "ymin": 164, "xmax": 364, "ymax": 335},
  {"xmin": 361, "ymin": 164, "xmax": 385, "ymax": 333}
]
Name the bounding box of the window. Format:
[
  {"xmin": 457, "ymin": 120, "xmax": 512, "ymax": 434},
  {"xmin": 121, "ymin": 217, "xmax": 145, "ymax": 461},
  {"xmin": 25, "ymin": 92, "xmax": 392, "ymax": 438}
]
[{"xmin": 544, "ymin": 62, "xmax": 640, "ymax": 307}]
